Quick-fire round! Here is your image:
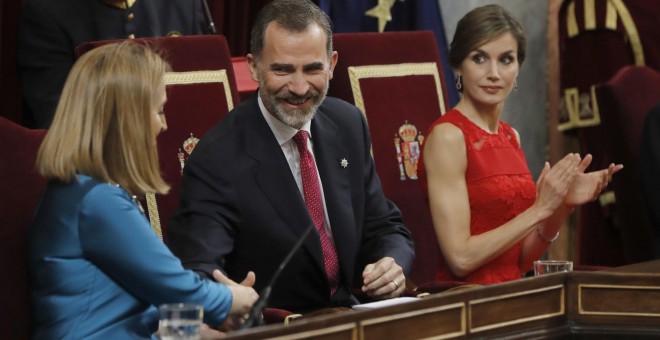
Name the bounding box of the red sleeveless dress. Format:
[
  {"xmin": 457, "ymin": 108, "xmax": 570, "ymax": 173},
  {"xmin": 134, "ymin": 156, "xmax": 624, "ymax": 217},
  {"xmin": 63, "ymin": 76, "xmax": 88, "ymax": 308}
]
[{"xmin": 430, "ymin": 109, "xmax": 536, "ymax": 284}]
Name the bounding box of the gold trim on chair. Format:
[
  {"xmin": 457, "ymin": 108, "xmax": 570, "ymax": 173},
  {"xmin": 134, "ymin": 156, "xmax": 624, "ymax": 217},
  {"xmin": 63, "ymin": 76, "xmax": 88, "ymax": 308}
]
[
  {"xmin": 145, "ymin": 193, "xmax": 162, "ymax": 240},
  {"xmin": 566, "ymin": 0, "xmax": 642, "ymax": 63},
  {"xmin": 610, "ymin": 0, "xmax": 644, "ymax": 66},
  {"xmin": 558, "ymin": 85, "xmax": 602, "ymax": 132},
  {"xmin": 562, "ymin": 0, "xmax": 646, "ymax": 131},
  {"xmin": 144, "ymin": 70, "xmax": 234, "ymax": 235},
  {"xmin": 565, "ymin": 0, "xmax": 644, "ymax": 65},
  {"xmin": 347, "ymin": 62, "xmax": 446, "ymax": 120},
  {"xmin": 165, "ymin": 70, "xmax": 234, "ymax": 111}
]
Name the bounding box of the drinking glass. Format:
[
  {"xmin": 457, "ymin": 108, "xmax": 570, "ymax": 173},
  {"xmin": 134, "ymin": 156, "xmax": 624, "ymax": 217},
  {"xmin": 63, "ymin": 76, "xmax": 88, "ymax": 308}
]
[
  {"xmin": 158, "ymin": 303, "xmax": 203, "ymax": 340},
  {"xmin": 534, "ymin": 260, "xmax": 573, "ymax": 276}
]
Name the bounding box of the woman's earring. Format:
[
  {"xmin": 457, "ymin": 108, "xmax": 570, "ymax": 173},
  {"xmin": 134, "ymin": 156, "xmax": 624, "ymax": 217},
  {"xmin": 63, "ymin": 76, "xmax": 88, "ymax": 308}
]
[
  {"xmin": 455, "ymin": 74, "xmax": 462, "ymax": 90},
  {"xmin": 514, "ymin": 80, "xmax": 518, "ymax": 91}
]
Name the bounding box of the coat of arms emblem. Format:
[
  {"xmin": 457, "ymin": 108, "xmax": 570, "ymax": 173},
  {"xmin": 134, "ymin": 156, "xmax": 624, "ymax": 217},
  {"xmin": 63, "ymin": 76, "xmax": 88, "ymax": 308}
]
[
  {"xmin": 394, "ymin": 121, "xmax": 424, "ymax": 180},
  {"xmin": 177, "ymin": 133, "xmax": 200, "ymax": 175}
]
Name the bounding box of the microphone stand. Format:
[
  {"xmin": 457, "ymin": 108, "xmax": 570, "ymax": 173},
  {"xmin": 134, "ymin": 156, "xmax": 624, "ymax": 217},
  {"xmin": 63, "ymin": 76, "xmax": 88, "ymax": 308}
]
[
  {"xmin": 202, "ymin": 0, "xmax": 216, "ymax": 34},
  {"xmin": 241, "ymin": 225, "xmax": 315, "ymax": 329}
]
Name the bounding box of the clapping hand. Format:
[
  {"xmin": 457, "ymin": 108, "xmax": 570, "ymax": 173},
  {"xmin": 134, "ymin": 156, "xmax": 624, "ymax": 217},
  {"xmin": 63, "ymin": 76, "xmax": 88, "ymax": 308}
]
[
  {"xmin": 565, "ymin": 154, "xmax": 623, "ymax": 206},
  {"xmin": 534, "ymin": 153, "xmax": 581, "ymax": 219}
]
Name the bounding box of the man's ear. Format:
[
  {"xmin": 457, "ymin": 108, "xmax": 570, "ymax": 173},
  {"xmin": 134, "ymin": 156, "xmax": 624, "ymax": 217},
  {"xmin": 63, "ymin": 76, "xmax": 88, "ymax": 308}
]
[
  {"xmin": 246, "ymin": 53, "xmax": 259, "ymax": 82},
  {"xmin": 328, "ymin": 51, "xmax": 338, "ymax": 80}
]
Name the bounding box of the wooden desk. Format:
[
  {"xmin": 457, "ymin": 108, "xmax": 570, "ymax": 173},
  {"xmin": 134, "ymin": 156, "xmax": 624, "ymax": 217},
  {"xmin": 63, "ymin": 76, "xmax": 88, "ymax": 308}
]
[
  {"xmin": 226, "ymin": 261, "xmax": 660, "ymax": 339},
  {"xmin": 606, "ymin": 259, "xmax": 660, "ymax": 274}
]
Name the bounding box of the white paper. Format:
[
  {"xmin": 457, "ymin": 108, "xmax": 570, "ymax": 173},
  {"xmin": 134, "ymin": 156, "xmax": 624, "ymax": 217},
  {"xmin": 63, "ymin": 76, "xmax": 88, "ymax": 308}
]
[{"xmin": 352, "ymin": 297, "xmax": 419, "ymax": 311}]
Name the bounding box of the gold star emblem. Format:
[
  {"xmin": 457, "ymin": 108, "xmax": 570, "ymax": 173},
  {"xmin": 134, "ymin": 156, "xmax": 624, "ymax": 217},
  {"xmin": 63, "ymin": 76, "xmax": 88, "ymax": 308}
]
[
  {"xmin": 340, "ymin": 158, "xmax": 349, "ymax": 168},
  {"xmin": 365, "ymin": 0, "xmax": 396, "ymax": 33}
]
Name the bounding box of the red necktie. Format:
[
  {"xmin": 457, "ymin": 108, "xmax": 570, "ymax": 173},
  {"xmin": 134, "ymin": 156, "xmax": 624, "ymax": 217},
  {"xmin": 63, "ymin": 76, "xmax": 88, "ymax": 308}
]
[{"xmin": 293, "ymin": 130, "xmax": 339, "ymax": 295}]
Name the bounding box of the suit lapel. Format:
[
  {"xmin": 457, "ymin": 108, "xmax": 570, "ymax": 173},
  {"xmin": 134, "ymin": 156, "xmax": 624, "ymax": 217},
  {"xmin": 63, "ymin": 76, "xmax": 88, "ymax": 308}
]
[{"xmin": 311, "ymin": 109, "xmax": 357, "ymax": 284}]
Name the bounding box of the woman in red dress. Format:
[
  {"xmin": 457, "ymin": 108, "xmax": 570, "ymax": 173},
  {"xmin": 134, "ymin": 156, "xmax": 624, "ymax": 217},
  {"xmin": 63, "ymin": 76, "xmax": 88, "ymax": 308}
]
[{"xmin": 423, "ymin": 4, "xmax": 623, "ymax": 284}]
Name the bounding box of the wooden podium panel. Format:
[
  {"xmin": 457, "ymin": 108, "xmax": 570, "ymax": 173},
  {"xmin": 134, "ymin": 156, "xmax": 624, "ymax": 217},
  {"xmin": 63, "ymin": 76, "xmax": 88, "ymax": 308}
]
[
  {"xmin": 469, "ymin": 284, "xmax": 564, "ymax": 333},
  {"xmin": 226, "ymin": 261, "xmax": 660, "ymax": 339},
  {"xmin": 360, "ymin": 303, "xmax": 465, "ymax": 339}
]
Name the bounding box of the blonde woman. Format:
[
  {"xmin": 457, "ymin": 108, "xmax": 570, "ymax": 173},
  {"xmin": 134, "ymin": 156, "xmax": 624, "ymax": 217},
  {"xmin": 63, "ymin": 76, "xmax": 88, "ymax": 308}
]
[{"xmin": 28, "ymin": 41, "xmax": 257, "ymax": 339}]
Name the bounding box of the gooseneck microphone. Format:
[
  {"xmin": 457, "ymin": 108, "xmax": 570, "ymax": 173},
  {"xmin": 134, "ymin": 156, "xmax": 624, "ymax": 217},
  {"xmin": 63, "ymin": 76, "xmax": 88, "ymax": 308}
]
[
  {"xmin": 201, "ymin": 0, "xmax": 217, "ymax": 34},
  {"xmin": 241, "ymin": 224, "xmax": 315, "ymax": 329}
]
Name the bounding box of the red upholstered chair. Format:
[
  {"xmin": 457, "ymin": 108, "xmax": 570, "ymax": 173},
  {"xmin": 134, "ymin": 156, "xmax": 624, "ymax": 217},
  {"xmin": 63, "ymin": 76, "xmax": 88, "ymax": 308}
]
[
  {"xmin": 0, "ymin": 117, "xmax": 47, "ymax": 340},
  {"xmin": 590, "ymin": 66, "xmax": 660, "ymax": 264},
  {"xmin": 557, "ymin": 0, "xmax": 660, "ymax": 266},
  {"xmin": 329, "ymin": 31, "xmax": 451, "ymax": 291},
  {"xmin": 76, "ymin": 35, "xmax": 239, "ymax": 241}
]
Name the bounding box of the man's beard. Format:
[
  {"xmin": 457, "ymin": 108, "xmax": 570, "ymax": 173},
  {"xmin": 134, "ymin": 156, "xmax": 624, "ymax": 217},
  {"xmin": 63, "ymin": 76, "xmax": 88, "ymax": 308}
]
[{"xmin": 259, "ymin": 79, "xmax": 328, "ymax": 129}]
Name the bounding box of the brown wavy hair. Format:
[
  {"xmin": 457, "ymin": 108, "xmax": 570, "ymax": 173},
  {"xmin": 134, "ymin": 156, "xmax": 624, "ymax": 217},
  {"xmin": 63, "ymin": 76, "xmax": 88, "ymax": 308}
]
[{"xmin": 449, "ymin": 4, "xmax": 527, "ymax": 69}]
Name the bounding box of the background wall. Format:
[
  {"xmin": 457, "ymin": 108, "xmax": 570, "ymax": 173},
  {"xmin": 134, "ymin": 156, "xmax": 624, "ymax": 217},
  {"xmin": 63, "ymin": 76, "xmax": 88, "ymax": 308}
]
[{"xmin": 439, "ymin": 0, "xmax": 549, "ymax": 179}]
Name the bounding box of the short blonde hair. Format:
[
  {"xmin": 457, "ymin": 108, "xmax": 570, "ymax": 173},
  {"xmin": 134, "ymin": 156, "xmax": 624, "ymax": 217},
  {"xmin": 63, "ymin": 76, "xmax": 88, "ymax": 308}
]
[{"xmin": 37, "ymin": 41, "xmax": 171, "ymax": 195}]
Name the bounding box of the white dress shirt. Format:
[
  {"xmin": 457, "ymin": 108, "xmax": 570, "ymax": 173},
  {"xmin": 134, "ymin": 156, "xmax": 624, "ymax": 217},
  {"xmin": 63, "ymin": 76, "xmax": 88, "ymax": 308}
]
[{"xmin": 258, "ymin": 96, "xmax": 335, "ymax": 242}]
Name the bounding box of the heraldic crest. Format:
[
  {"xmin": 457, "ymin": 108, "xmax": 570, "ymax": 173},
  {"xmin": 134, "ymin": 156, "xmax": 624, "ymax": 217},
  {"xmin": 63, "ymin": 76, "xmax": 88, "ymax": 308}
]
[
  {"xmin": 394, "ymin": 121, "xmax": 424, "ymax": 181},
  {"xmin": 177, "ymin": 133, "xmax": 200, "ymax": 175}
]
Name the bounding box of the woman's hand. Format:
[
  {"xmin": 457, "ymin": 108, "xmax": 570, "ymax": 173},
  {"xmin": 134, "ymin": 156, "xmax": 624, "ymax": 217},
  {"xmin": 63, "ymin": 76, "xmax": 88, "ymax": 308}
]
[
  {"xmin": 533, "ymin": 153, "xmax": 581, "ymax": 219},
  {"xmin": 565, "ymin": 154, "xmax": 623, "ymax": 206},
  {"xmin": 212, "ymin": 270, "xmax": 259, "ymax": 330}
]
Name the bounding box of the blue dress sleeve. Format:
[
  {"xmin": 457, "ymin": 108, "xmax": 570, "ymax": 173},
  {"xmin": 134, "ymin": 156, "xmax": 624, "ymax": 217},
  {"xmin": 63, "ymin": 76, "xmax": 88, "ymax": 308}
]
[{"xmin": 77, "ymin": 184, "xmax": 232, "ymax": 326}]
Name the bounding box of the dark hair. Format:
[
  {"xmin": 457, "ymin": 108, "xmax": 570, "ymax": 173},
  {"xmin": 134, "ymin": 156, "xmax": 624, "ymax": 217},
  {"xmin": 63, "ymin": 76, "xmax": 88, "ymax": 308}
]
[
  {"xmin": 449, "ymin": 4, "xmax": 526, "ymax": 69},
  {"xmin": 250, "ymin": 0, "xmax": 333, "ymax": 60}
]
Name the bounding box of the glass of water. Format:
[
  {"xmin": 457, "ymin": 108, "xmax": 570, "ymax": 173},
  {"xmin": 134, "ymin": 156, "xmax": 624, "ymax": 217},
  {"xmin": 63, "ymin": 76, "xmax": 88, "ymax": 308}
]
[
  {"xmin": 534, "ymin": 260, "xmax": 573, "ymax": 276},
  {"xmin": 158, "ymin": 303, "xmax": 203, "ymax": 340}
]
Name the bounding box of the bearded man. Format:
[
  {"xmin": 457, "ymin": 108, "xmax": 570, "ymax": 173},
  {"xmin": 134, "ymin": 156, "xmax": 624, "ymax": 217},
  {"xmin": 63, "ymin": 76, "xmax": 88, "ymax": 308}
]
[{"xmin": 167, "ymin": 0, "xmax": 414, "ymax": 314}]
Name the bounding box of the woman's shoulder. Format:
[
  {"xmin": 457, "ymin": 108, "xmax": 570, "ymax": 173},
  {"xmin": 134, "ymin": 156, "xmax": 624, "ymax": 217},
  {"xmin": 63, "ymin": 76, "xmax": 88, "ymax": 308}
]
[
  {"xmin": 427, "ymin": 110, "xmax": 465, "ymax": 144},
  {"xmin": 73, "ymin": 175, "xmax": 131, "ymax": 207}
]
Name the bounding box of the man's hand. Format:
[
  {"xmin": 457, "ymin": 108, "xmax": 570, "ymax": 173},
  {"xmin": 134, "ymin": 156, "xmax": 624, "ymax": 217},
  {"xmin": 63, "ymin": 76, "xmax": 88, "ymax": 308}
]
[
  {"xmin": 212, "ymin": 270, "xmax": 258, "ymax": 331},
  {"xmin": 361, "ymin": 257, "xmax": 405, "ymax": 300}
]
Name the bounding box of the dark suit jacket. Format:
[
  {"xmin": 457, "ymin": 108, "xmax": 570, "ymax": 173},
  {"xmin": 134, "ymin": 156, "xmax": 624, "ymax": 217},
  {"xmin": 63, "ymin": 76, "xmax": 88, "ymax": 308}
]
[
  {"xmin": 17, "ymin": 0, "xmax": 206, "ymax": 128},
  {"xmin": 640, "ymin": 103, "xmax": 660, "ymax": 258},
  {"xmin": 167, "ymin": 96, "xmax": 415, "ymax": 313}
]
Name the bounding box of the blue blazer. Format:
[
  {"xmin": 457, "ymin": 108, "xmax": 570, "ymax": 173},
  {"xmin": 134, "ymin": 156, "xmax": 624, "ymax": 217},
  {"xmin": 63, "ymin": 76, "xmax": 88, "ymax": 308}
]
[
  {"xmin": 168, "ymin": 95, "xmax": 415, "ymax": 313},
  {"xmin": 29, "ymin": 175, "xmax": 232, "ymax": 339}
]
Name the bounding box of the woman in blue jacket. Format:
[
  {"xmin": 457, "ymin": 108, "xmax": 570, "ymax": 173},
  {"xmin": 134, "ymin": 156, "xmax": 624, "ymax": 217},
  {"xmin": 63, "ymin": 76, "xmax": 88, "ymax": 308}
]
[{"xmin": 28, "ymin": 41, "xmax": 258, "ymax": 339}]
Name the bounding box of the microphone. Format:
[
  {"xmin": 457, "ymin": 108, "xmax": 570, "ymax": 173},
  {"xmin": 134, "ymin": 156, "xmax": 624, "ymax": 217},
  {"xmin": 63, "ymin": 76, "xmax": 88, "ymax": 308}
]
[
  {"xmin": 201, "ymin": 0, "xmax": 217, "ymax": 35},
  {"xmin": 241, "ymin": 224, "xmax": 315, "ymax": 329}
]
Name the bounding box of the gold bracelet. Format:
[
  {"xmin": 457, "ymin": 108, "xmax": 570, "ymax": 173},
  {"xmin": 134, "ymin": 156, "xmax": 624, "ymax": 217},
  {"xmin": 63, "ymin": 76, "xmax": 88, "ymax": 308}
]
[{"xmin": 536, "ymin": 225, "xmax": 559, "ymax": 243}]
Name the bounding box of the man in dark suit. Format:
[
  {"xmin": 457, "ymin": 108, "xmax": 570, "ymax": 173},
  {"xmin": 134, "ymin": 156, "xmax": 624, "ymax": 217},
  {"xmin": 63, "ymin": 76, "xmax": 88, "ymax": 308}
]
[
  {"xmin": 17, "ymin": 0, "xmax": 209, "ymax": 128},
  {"xmin": 167, "ymin": 0, "xmax": 415, "ymax": 313},
  {"xmin": 640, "ymin": 103, "xmax": 660, "ymax": 259}
]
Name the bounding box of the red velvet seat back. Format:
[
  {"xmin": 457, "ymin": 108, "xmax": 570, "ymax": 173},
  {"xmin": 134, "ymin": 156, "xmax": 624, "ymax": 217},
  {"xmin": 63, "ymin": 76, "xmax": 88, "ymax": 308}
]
[
  {"xmin": 558, "ymin": 0, "xmax": 660, "ymax": 265},
  {"xmin": 329, "ymin": 31, "xmax": 450, "ymax": 286},
  {"xmin": 592, "ymin": 65, "xmax": 660, "ymax": 263},
  {"xmin": 76, "ymin": 35, "xmax": 239, "ymax": 241},
  {"xmin": 0, "ymin": 118, "xmax": 46, "ymax": 340}
]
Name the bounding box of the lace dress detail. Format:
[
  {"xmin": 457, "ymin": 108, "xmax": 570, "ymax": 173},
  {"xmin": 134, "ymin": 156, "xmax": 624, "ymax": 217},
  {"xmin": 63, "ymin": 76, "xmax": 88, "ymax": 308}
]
[{"xmin": 431, "ymin": 109, "xmax": 536, "ymax": 284}]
